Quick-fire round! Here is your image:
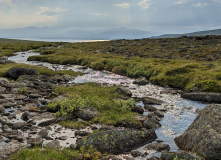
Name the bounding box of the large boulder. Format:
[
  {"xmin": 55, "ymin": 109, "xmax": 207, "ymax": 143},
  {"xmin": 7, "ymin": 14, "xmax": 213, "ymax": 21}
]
[
  {"xmin": 174, "ymin": 104, "xmax": 221, "ymax": 160},
  {"xmin": 143, "ymin": 113, "xmax": 162, "ymax": 129},
  {"xmin": 6, "ymin": 67, "xmax": 38, "ymax": 80},
  {"xmin": 76, "ymin": 129, "xmax": 157, "ymax": 154},
  {"xmin": 181, "ymin": 92, "xmax": 221, "ymax": 103}
]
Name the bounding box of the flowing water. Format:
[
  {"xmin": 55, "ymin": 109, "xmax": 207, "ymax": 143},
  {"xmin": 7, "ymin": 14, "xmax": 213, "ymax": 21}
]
[{"xmin": 8, "ymin": 51, "xmax": 208, "ymax": 158}]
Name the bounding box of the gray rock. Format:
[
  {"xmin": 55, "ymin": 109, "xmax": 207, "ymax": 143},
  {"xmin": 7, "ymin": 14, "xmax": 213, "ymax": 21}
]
[
  {"xmin": 154, "ymin": 110, "xmax": 164, "ymax": 118},
  {"xmin": 144, "ymin": 105, "xmax": 157, "ymax": 111},
  {"xmin": 77, "ymin": 107, "xmax": 98, "ymax": 121},
  {"xmin": 0, "ymin": 78, "xmax": 10, "ymax": 88},
  {"xmin": 0, "ymin": 106, "xmax": 5, "ymax": 113},
  {"xmin": 146, "ymin": 156, "xmax": 161, "ymax": 160},
  {"xmin": 29, "ymin": 94, "xmax": 42, "ymax": 98},
  {"xmin": 44, "ymin": 140, "xmax": 61, "ymax": 149},
  {"xmin": 0, "ymin": 140, "xmax": 24, "ymax": 159},
  {"xmin": 0, "ymin": 117, "xmax": 13, "ymax": 126},
  {"xmin": 27, "ymin": 138, "xmax": 44, "ymax": 147},
  {"xmin": 161, "ymin": 151, "xmax": 202, "ymax": 160},
  {"xmin": 77, "ymin": 129, "xmax": 157, "ymax": 154},
  {"xmin": 59, "ymin": 136, "xmax": 67, "ymax": 140},
  {"xmin": 75, "ymin": 130, "xmax": 90, "ymax": 136},
  {"xmin": 116, "ymin": 86, "xmax": 132, "ymax": 97},
  {"xmin": 0, "ymin": 56, "xmax": 7, "ymax": 60},
  {"xmin": 131, "ymin": 150, "xmax": 143, "ymax": 157},
  {"xmin": 6, "ymin": 67, "xmax": 38, "ymax": 80},
  {"xmin": 21, "ymin": 111, "xmax": 29, "ymax": 121},
  {"xmin": 175, "ymin": 104, "xmax": 221, "ymax": 160},
  {"xmin": 38, "ymin": 118, "xmax": 58, "ymax": 127},
  {"xmin": 10, "ymin": 82, "xmax": 28, "ymax": 88},
  {"xmin": 143, "ymin": 114, "xmax": 162, "ymax": 129},
  {"xmin": 142, "ymin": 97, "xmax": 164, "ymax": 105},
  {"xmin": 2, "ymin": 102, "xmax": 17, "ymax": 108},
  {"xmin": 133, "ymin": 77, "xmax": 149, "ymax": 85},
  {"xmin": 12, "ymin": 122, "xmax": 32, "ymax": 130},
  {"xmin": 38, "ymin": 129, "xmax": 48, "ymax": 138},
  {"xmin": 144, "ymin": 143, "xmax": 170, "ymax": 152},
  {"xmin": 182, "ymin": 92, "xmax": 221, "ymax": 103},
  {"xmin": 131, "ymin": 105, "xmax": 144, "ymax": 114}
]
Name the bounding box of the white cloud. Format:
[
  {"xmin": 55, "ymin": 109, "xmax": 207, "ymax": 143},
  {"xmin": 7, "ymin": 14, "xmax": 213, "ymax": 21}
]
[
  {"xmin": 138, "ymin": 0, "xmax": 151, "ymax": 9},
  {"xmin": 89, "ymin": 12, "xmax": 100, "ymax": 16},
  {"xmin": 174, "ymin": 1, "xmax": 185, "ymax": 5},
  {"xmin": 35, "ymin": 7, "xmax": 68, "ymax": 16},
  {"xmin": 192, "ymin": 3, "xmax": 208, "ymax": 7},
  {"xmin": 114, "ymin": 3, "xmax": 130, "ymax": 9},
  {"xmin": 0, "ymin": 0, "xmax": 14, "ymax": 6}
]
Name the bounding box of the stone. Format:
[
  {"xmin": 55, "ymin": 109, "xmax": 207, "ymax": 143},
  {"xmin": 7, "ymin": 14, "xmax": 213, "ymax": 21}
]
[
  {"xmin": 0, "ymin": 78, "xmax": 10, "ymax": 88},
  {"xmin": 38, "ymin": 118, "xmax": 58, "ymax": 127},
  {"xmin": 0, "ymin": 106, "xmax": 5, "ymax": 113},
  {"xmin": 146, "ymin": 156, "xmax": 161, "ymax": 160},
  {"xmin": 76, "ymin": 129, "xmax": 157, "ymax": 154},
  {"xmin": 77, "ymin": 107, "xmax": 98, "ymax": 121},
  {"xmin": 27, "ymin": 138, "xmax": 44, "ymax": 147},
  {"xmin": 144, "ymin": 143, "xmax": 170, "ymax": 152},
  {"xmin": 6, "ymin": 67, "xmax": 38, "ymax": 80},
  {"xmin": 131, "ymin": 105, "xmax": 144, "ymax": 114},
  {"xmin": 29, "ymin": 94, "xmax": 42, "ymax": 98},
  {"xmin": 131, "ymin": 150, "xmax": 143, "ymax": 157},
  {"xmin": 70, "ymin": 144, "xmax": 77, "ymax": 150},
  {"xmin": 133, "ymin": 77, "xmax": 149, "ymax": 85},
  {"xmin": 174, "ymin": 104, "xmax": 221, "ymax": 160},
  {"xmin": 75, "ymin": 130, "xmax": 90, "ymax": 136},
  {"xmin": 44, "ymin": 140, "xmax": 61, "ymax": 149},
  {"xmin": 181, "ymin": 92, "xmax": 221, "ymax": 103},
  {"xmin": 142, "ymin": 97, "xmax": 164, "ymax": 105},
  {"xmin": 59, "ymin": 136, "xmax": 67, "ymax": 140},
  {"xmin": 0, "ymin": 140, "xmax": 24, "ymax": 159},
  {"xmin": 21, "ymin": 111, "xmax": 29, "ymax": 121},
  {"xmin": 161, "ymin": 151, "xmax": 202, "ymax": 160},
  {"xmin": 38, "ymin": 129, "xmax": 49, "ymax": 138},
  {"xmin": 12, "ymin": 122, "xmax": 32, "ymax": 130},
  {"xmin": 154, "ymin": 110, "xmax": 164, "ymax": 118},
  {"xmin": 143, "ymin": 113, "xmax": 162, "ymax": 129},
  {"xmin": 144, "ymin": 105, "xmax": 157, "ymax": 111},
  {"xmin": 115, "ymin": 86, "xmax": 132, "ymax": 97},
  {"xmin": 0, "ymin": 117, "xmax": 13, "ymax": 126}
]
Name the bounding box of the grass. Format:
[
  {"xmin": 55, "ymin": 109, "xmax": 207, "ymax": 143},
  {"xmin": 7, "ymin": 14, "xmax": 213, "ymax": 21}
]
[
  {"xmin": 46, "ymin": 83, "xmax": 142, "ymax": 128},
  {"xmin": 12, "ymin": 147, "xmax": 102, "ymax": 160}
]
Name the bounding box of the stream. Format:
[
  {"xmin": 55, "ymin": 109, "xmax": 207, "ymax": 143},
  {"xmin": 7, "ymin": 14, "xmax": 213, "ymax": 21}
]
[{"xmin": 8, "ymin": 51, "xmax": 208, "ymax": 158}]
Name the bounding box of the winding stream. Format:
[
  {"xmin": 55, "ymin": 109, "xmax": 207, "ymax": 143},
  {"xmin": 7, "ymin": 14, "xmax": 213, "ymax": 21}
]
[{"xmin": 8, "ymin": 51, "xmax": 208, "ymax": 158}]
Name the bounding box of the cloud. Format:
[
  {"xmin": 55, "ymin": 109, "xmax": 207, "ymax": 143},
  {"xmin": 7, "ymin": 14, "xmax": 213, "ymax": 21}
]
[
  {"xmin": 35, "ymin": 7, "xmax": 68, "ymax": 16},
  {"xmin": 138, "ymin": 0, "xmax": 151, "ymax": 9},
  {"xmin": 89, "ymin": 12, "xmax": 100, "ymax": 16},
  {"xmin": 0, "ymin": 0, "xmax": 14, "ymax": 6},
  {"xmin": 114, "ymin": 3, "xmax": 130, "ymax": 9},
  {"xmin": 192, "ymin": 3, "xmax": 208, "ymax": 7},
  {"xmin": 174, "ymin": 1, "xmax": 185, "ymax": 5}
]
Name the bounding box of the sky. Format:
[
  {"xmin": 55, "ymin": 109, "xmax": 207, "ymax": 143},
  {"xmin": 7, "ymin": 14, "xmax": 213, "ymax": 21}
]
[{"xmin": 0, "ymin": 0, "xmax": 221, "ymax": 33}]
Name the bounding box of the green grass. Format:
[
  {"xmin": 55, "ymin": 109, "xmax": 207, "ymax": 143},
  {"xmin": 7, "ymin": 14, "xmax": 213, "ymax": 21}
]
[
  {"xmin": 47, "ymin": 83, "xmax": 141, "ymax": 128},
  {"xmin": 12, "ymin": 147, "xmax": 102, "ymax": 160}
]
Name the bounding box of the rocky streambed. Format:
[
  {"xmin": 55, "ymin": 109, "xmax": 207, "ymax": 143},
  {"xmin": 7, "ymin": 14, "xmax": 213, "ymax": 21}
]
[{"xmin": 0, "ymin": 50, "xmax": 219, "ymax": 159}]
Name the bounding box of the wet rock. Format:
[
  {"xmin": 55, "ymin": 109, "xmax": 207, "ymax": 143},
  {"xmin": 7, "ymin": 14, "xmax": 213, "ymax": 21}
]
[
  {"xmin": 174, "ymin": 104, "xmax": 221, "ymax": 160},
  {"xmin": 133, "ymin": 115, "xmax": 147, "ymax": 122},
  {"xmin": 116, "ymin": 86, "xmax": 132, "ymax": 97},
  {"xmin": 0, "ymin": 106, "xmax": 5, "ymax": 113},
  {"xmin": 154, "ymin": 110, "xmax": 164, "ymax": 118},
  {"xmin": 101, "ymin": 155, "xmax": 124, "ymax": 160},
  {"xmin": 75, "ymin": 130, "xmax": 90, "ymax": 136},
  {"xmin": 29, "ymin": 94, "xmax": 42, "ymax": 98},
  {"xmin": 131, "ymin": 105, "xmax": 144, "ymax": 114},
  {"xmin": 133, "ymin": 77, "xmax": 149, "ymax": 85},
  {"xmin": 142, "ymin": 97, "xmax": 164, "ymax": 105},
  {"xmin": 161, "ymin": 151, "xmax": 202, "ymax": 160},
  {"xmin": 144, "ymin": 105, "xmax": 157, "ymax": 111},
  {"xmin": 77, "ymin": 107, "xmax": 98, "ymax": 121},
  {"xmin": 144, "ymin": 143, "xmax": 170, "ymax": 152},
  {"xmin": 43, "ymin": 140, "xmax": 61, "ymax": 149},
  {"xmin": 38, "ymin": 129, "xmax": 49, "ymax": 138},
  {"xmin": 0, "ymin": 140, "xmax": 24, "ymax": 159},
  {"xmin": 30, "ymin": 126, "xmax": 38, "ymax": 131},
  {"xmin": 2, "ymin": 102, "xmax": 17, "ymax": 108},
  {"xmin": 0, "ymin": 117, "xmax": 13, "ymax": 126},
  {"xmin": 21, "ymin": 111, "xmax": 29, "ymax": 121},
  {"xmin": 131, "ymin": 150, "xmax": 143, "ymax": 157},
  {"xmin": 6, "ymin": 67, "xmax": 38, "ymax": 80},
  {"xmin": 3, "ymin": 125, "xmax": 10, "ymax": 131},
  {"xmin": 59, "ymin": 136, "xmax": 67, "ymax": 140},
  {"xmin": 38, "ymin": 118, "xmax": 58, "ymax": 127},
  {"xmin": 8, "ymin": 114, "xmax": 16, "ymax": 120},
  {"xmin": 1, "ymin": 130, "xmax": 23, "ymax": 140},
  {"xmin": 181, "ymin": 92, "xmax": 221, "ymax": 103},
  {"xmin": 143, "ymin": 113, "xmax": 162, "ymax": 129},
  {"xmin": 27, "ymin": 138, "xmax": 44, "ymax": 147},
  {"xmin": 12, "ymin": 122, "xmax": 32, "ymax": 130},
  {"xmin": 77, "ymin": 129, "xmax": 157, "ymax": 154}
]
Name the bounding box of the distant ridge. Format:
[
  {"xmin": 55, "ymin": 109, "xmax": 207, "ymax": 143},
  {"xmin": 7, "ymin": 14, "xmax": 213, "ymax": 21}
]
[{"xmin": 152, "ymin": 28, "xmax": 221, "ymax": 39}]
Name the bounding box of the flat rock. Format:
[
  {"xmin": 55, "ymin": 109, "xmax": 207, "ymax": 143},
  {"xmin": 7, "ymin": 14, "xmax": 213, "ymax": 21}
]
[
  {"xmin": 77, "ymin": 129, "xmax": 157, "ymax": 154},
  {"xmin": 181, "ymin": 92, "xmax": 221, "ymax": 103},
  {"xmin": 161, "ymin": 151, "xmax": 202, "ymax": 160},
  {"xmin": 133, "ymin": 77, "xmax": 149, "ymax": 85},
  {"xmin": 38, "ymin": 118, "xmax": 58, "ymax": 127},
  {"xmin": 12, "ymin": 122, "xmax": 32, "ymax": 130},
  {"xmin": 175, "ymin": 104, "xmax": 221, "ymax": 160},
  {"xmin": 27, "ymin": 138, "xmax": 44, "ymax": 146},
  {"xmin": 75, "ymin": 130, "xmax": 90, "ymax": 136},
  {"xmin": 142, "ymin": 97, "xmax": 164, "ymax": 105},
  {"xmin": 144, "ymin": 143, "xmax": 170, "ymax": 152},
  {"xmin": 143, "ymin": 113, "xmax": 162, "ymax": 129},
  {"xmin": 115, "ymin": 86, "xmax": 132, "ymax": 97},
  {"xmin": 43, "ymin": 140, "xmax": 61, "ymax": 149}
]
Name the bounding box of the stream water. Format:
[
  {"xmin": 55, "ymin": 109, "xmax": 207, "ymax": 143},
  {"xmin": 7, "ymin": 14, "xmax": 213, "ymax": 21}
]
[{"xmin": 8, "ymin": 51, "xmax": 208, "ymax": 158}]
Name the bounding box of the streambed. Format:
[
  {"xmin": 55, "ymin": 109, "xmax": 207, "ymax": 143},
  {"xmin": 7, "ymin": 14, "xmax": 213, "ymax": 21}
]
[{"xmin": 6, "ymin": 51, "xmax": 208, "ymax": 158}]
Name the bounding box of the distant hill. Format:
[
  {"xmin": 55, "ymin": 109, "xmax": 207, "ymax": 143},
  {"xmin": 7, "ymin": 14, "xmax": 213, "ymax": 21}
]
[{"xmin": 152, "ymin": 28, "xmax": 221, "ymax": 39}]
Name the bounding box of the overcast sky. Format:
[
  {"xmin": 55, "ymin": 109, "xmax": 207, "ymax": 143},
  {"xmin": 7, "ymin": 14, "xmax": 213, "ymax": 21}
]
[{"xmin": 0, "ymin": 0, "xmax": 221, "ymax": 33}]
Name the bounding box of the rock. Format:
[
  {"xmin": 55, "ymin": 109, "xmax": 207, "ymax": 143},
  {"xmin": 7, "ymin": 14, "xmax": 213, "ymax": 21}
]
[
  {"xmin": 0, "ymin": 140, "xmax": 24, "ymax": 159},
  {"xmin": 115, "ymin": 86, "xmax": 132, "ymax": 97},
  {"xmin": 6, "ymin": 67, "xmax": 38, "ymax": 80},
  {"xmin": 10, "ymin": 82, "xmax": 28, "ymax": 88},
  {"xmin": 12, "ymin": 122, "xmax": 32, "ymax": 130},
  {"xmin": 59, "ymin": 136, "xmax": 67, "ymax": 140},
  {"xmin": 29, "ymin": 94, "xmax": 42, "ymax": 98},
  {"xmin": 131, "ymin": 150, "xmax": 143, "ymax": 157},
  {"xmin": 154, "ymin": 110, "xmax": 164, "ymax": 118},
  {"xmin": 76, "ymin": 129, "xmax": 157, "ymax": 154},
  {"xmin": 0, "ymin": 78, "xmax": 10, "ymax": 88},
  {"xmin": 0, "ymin": 117, "xmax": 13, "ymax": 126},
  {"xmin": 144, "ymin": 143, "xmax": 170, "ymax": 152},
  {"xmin": 1, "ymin": 131, "xmax": 23, "ymax": 140},
  {"xmin": 21, "ymin": 111, "xmax": 29, "ymax": 121},
  {"xmin": 44, "ymin": 140, "xmax": 61, "ymax": 149},
  {"xmin": 146, "ymin": 156, "xmax": 161, "ymax": 160},
  {"xmin": 2, "ymin": 102, "xmax": 17, "ymax": 108},
  {"xmin": 0, "ymin": 106, "xmax": 5, "ymax": 113},
  {"xmin": 144, "ymin": 105, "xmax": 157, "ymax": 111},
  {"xmin": 0, "ymin": 56, "xmax": 7, "ymax": 60},
  {"xmin": 0, "ymin": 136, "xmax": 4, "ymax": 142},
  {"xmin": 38, "ymin": 129, "xmax": 48, "ymax": 138},
  {"xmin": 38, "ymin": 118, "xmax": 58, "ymax": 127},
  {"xmin": 70, "ymin": 144, "xmax": 77, "ymax": 150},
  {"xmin": 131, "ymin": 105, "xmax": 144, "ymax": 114},
  {"xmin": 133, "ymin": 77, "xmax": 149, "ymax": 85},
  {"xmin": 77, "ymin": 107, "xmax": 98, "ymax": 121},
  {"xmin": 75, "ymin": 130, "xmax": 90, "ymax": 136},
  {"xmin": 181, "ymin": 92, "xmax": 221, "ymax": 103},
  {"xmin": 174, "ymin": 104, "xmax": 221, "ymax": 160},
  {"xmin": 142, "ymin": 97, "xmax": 164, "ymax": 105},
  {"xmin": 27, "ymin": 138, "xmax": 44, "ymax": 147},
  {"xmin": 143, "ymin": 113, "xmax": 162, "ymax": 129},
  {"xmin": 161, "ymin": 151, "xmax": 202, "ymax": 160}
]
